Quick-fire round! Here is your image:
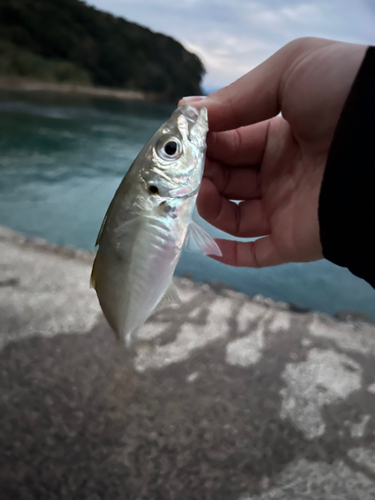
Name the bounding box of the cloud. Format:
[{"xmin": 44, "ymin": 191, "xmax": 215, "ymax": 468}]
[
  {"xmin": 246, "ymin": 3, "xmax": 322, "ymax": 28},
  {"xmin": 184, "ymin": 35, "xmax": 277, "ymax": 89},
  {"xmin": 87, "ymin": 0, "xmax": 375, "ymax": 88}
]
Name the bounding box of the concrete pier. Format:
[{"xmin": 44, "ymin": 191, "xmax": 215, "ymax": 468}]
[{"xmin": 1, "ymin": 226, "xmax": 375, "ymax": 499}]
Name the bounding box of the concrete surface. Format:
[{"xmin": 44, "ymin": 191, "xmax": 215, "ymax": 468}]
[{"xmin": 1, "ymin": 226, "xmax": 375, "ymax": 499}]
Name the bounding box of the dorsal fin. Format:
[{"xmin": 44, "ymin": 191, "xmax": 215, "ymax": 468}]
[{"xmin": 95, "ymin": 197, "xmax": 115, "ymax": 246}]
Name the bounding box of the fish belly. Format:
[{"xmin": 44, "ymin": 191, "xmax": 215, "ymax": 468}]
[{"xmin": 96, "ymin": 216, "xmax": 183, "ymax": 342}]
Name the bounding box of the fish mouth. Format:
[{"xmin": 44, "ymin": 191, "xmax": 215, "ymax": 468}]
[
  {"xmin": 176, "ymin": 105, "xmax": 207, "ymax": 126},
  {"xmin": 177, "ymin": 105, "xmax": 200, "ymax": 124},
  {"xmin": 172, "ymin": 105, "xmax": 208, "ymax": 148},
  {"xmin": 172, "ymin": 105, "xmax": 208, "ymax": 133}
]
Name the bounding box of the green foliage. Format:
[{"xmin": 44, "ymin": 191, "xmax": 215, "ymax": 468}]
[
  {"xmin": 0, "ymin": 41, "xmax": 91, "ymax": 84},
  {"xmin": 0, "ymin": 0, "xmax": 205, "ymax": 99}
]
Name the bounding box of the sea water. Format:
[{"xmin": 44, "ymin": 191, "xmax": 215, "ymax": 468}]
[{"xmin": 0, "ymin": 91, "xmax": 373, "ymax": 320}]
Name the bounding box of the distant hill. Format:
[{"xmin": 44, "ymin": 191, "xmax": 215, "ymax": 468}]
[{"xmin": 0, "ymin": 0, "xmax": 205, "ymax": 100}]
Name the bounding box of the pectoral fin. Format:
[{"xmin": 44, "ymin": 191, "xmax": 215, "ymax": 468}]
[
  {"xmin": 114, "ymin": 214, "xmax": 146, "ymax": 238},
  {"xmin": 96, "ymin": 205, "xmax": 141, "ymax": 246},
  {"xmin": 185, "ymin": 221, "xmax": 222, "ymax": 256}
]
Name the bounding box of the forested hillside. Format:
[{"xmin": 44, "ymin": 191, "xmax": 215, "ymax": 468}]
[{"xmin": 0, "ymin": 0, "xmax": 205, "ymax": 99}]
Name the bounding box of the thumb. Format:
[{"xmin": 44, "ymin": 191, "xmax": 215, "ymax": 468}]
[{"xmin": 179, "ymin": 38, "xmax": 331, "ymax": 132}]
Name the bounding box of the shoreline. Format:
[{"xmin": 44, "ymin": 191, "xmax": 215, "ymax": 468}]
[
  {"xmin": 0, "ymin": 225, "xmax": 372, "ymax": 325},
  {"xmin": 0, "ymin": 77, "xmax": 157, "ymax": 102}
]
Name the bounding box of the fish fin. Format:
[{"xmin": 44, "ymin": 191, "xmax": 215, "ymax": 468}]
[
  {"xmin": 95, "ymin": 196, "xmax": 116, "ymax": 246},
  {"xmin": 90, "ymin": 255, "xmax": 98, "ymax": 290},
  {"xmin": 151, "ymin": 281, "xmax": 182, "ymax": 314},
  {"xmin": 95, "ymin": 219, "xmax": 106, "ymax": 246},
  {"xmin": 113, "ymin": 216, "xmax": 142, "ymax": 238},
  {"xmin": 185, "ymin": 221, "xmax": 222, "ymax": 256},
  {"xmin": 159, "ymin": 281, "xmax": 182, "ymax": 306},
  {"xmin": 96, "ymin": 200, "xmax": 142, "ymax": 247}
]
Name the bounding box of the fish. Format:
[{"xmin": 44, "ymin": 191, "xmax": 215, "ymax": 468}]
[{"xmin": 90, "ymin": 105, "xmax": 221, "ymax": 346}]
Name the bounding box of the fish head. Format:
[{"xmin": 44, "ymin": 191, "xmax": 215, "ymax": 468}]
[{"xmin": 138, "ymin": 105, "xmax": 208, "ymax": 199}]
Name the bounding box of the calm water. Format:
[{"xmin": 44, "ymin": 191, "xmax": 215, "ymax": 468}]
[{"xmin": 0, "ymin": 91, "xmax": 374, "ymax": 319}]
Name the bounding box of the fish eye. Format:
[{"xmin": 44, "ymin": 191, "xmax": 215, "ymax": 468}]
[
  {"xmin": 157, "ymin": 136, "xmax": 182, "ymax": 161},
  {"xmin": 164, "ymin": 141, "xmax": 177, "ymax": 156}
]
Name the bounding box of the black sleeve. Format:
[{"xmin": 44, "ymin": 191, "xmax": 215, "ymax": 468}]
[{"xmin": 319, "ymin": 46, "xmax": 375, "ymax": 287}]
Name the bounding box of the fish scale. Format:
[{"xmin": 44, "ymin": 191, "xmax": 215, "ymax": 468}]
[
  {"xmin": 91, "ymin": 105, "xmax": 222, "ymax": 345},
  {"xmin": 125, "ymin": 218, "xmax": 177, "ymax": 331}
]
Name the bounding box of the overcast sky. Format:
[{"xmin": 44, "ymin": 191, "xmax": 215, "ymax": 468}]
[{"xmin": 87, "ymin": 0, "xmax": 375, "ymax": 90}]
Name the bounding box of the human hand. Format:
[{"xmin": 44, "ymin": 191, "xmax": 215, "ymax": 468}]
[{"xmin": 179, "ymin": 37, "xmax": 367, "ymax": 268}]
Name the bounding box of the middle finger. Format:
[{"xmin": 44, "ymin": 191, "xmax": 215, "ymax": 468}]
[{"xmin": 204, "ymin": 158, "xmax": 261, "ymax": 200}]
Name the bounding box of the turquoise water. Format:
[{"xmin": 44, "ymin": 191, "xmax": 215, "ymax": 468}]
[{"xmin": 0, "ymin": 90, "xmax": 374, "ymax": 319}]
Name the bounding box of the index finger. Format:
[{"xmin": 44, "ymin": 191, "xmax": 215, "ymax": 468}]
[{"xmin": 206, "ymin": 120, "xmax": 270, "ymax": 166}]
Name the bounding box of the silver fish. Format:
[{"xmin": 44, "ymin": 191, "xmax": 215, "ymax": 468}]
[{"xmin": 91, "ymin": 105, "xmax": 221, "ymax": 345}]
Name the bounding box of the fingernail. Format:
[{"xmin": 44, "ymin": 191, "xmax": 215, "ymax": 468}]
[{"xmin": 180, "ymin": 95, "xmax": 207, "ymax": 104}]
